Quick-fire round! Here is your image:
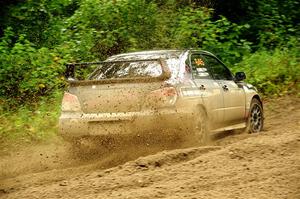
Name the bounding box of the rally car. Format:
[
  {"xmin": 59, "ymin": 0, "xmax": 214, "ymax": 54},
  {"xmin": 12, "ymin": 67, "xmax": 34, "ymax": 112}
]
[{"xmin": 59, "ymin": 50, "xmax": 263, "ymax": 144}]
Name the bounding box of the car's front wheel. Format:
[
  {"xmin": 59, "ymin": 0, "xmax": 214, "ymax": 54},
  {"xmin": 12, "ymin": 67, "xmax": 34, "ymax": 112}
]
[{"xmin": 246, "ymin": 98, "xmax": 264, "ymax": 133}]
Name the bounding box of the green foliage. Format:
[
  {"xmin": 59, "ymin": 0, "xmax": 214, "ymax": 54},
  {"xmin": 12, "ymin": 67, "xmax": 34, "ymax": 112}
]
[
  {"xmin": 61, "ymin": 0, "xmax": 159, "ymax": 61},
  {"xmin": 172, "ymin": 7, "xmax": 251, "ymax": 64},
  {"xmin": 214, "ymin": 0, "xmax": 299, "ymax": 49},
  {"xmin": 251, "ymin": 0, "xmax": 299, "ymax": 49},
  {"xmin": 233, "ymin": 39, "xmax": 300, "ymax": 95},
  {"xmin": 60, "ymin": 1, "xmax": 252, "ymax": 64},
  {"xmin": 0, "ymin": 28, "xmax": 66, "ymax": 106},
  {"xmin": 3, "ymin": 0, "xmax": 79, "ymax": 48},
  {"xmin": 0, "ymin": 92, "xmax": 62, "ymax": 144}
]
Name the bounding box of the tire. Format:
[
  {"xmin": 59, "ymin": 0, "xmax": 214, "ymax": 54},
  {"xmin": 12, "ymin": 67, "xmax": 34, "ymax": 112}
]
[
  {"xmin": 192, "ymin": 108, "xmax": 209, "ymax": 145},
  {"xmin": 246, "ymin": 98, "xmax": 264, "ymax": 133}
]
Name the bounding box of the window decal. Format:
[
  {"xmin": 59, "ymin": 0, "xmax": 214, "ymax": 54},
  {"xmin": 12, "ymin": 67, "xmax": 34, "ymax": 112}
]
[{"xmin": 194, "ymin": 58, "xmax": 205, "ymax": 66}]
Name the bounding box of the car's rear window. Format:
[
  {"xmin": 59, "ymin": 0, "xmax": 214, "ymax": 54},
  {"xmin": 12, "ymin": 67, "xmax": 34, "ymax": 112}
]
[{"xmin": 88, "ymin": 60, "xmax": 163, "ymax": 80}]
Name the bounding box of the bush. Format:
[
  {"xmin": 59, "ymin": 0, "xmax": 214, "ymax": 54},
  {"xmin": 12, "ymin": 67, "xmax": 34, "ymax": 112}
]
[
  {"xmin": 233, "ymin": 41, "xmax": 300, "ymax": 95},
  {"xmin": 172, "ymin": 7, "xmax": 251, "ymax": 64},
  {"xmin": 0, "ymin": 28, "xmax": 66, "ymax": 107},
  {"xmin": 61, "ymin": 0, "xmax": 159, "ymax": 61}
]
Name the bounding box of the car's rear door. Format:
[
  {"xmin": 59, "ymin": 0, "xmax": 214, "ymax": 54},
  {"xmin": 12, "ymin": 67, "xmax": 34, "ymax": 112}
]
[
  {"xmin": 188, "ymin": 53, "xmax": 224, "ymax": 127},
  {"xmin": 202, "ymin": 54, "xmax": 246, "ymax": 125}
]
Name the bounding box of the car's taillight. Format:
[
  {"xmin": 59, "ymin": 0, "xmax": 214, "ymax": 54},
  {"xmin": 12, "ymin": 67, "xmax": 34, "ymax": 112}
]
[
  {"xmin": 61, "ymin": 92, "xmax": 81, "ymax": 112},
  {"xmin": 146, "ymin": 86, "xmax": 178, "ymax": 108},
  {"xmin": 159, "ymin": 87, "xmax": 178, "ymax": 105}
]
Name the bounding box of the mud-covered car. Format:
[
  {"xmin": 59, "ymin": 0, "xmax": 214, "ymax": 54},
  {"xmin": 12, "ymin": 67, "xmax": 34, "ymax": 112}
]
[{"xmin": 59, "ymin": 50, "xmax": 263, "ymax": 144}]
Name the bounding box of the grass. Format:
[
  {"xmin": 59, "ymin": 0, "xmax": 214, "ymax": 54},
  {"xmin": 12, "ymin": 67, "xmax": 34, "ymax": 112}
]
[{"xmin": 0, "ymin": 92, "xmax": 63, "ymax": 146}]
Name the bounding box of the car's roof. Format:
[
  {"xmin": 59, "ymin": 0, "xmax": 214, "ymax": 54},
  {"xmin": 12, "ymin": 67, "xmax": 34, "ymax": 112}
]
[
  {"xmin": 116, "ymin": 49, "xmax": 183, "ymax": 56},
  {"xmin": 106, "ymin": 50, "xmax": 184, "ymax": 61},
  {"xmin": 106, "ymin": 49, "xmax": 217, "ymax": 61}
]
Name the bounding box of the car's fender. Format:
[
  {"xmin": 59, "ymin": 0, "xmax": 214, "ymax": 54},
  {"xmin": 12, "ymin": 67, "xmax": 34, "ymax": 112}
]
[{"xmin": 242, "ymin": 83, "xmax": 263, "ymax": 118}]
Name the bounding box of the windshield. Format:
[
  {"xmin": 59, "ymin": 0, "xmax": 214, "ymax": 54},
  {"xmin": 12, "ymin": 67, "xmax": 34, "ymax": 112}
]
[{"xmin": 88, "ymin": 60, "xmax": 163, "ymax": 80}]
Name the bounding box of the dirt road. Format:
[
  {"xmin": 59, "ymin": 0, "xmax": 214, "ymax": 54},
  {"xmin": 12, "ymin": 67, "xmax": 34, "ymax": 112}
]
[{"xmin": 1, "ymin": 95, "xmax": 299, "ymax": 199}]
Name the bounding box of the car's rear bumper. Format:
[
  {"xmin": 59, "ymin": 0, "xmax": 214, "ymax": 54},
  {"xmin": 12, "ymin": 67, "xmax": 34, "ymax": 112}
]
[{"xmin": 59, "ymin": 108, "xmax": 194, "ymax": 139}]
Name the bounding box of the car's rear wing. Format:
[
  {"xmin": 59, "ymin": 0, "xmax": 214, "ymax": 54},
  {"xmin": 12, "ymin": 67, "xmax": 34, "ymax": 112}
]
[{"xmin": 65, "ymin": 59, "xmax": 171, "ymax": 86}]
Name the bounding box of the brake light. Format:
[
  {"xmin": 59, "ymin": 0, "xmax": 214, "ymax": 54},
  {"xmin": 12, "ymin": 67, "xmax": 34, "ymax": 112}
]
[
  {"xmin": 61, "ymin": 92, "xmax": 81, "ymax": 112},
  {"xmin": 147, "ymin": 86, "xmax": 178, "ymax": 108},
  {"xmin": 161, "ymin": 87, "xmax": 177, "ymax": 97}
]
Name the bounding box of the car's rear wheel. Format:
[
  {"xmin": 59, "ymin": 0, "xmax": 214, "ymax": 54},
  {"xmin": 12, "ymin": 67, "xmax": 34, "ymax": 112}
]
[
  {"xmin": 246, "ymin": 98, "xmax": 264, "ymax": 133},
  {"xmin": 192, "ymin": 108, "xmax": 209, "ymax": 145}
]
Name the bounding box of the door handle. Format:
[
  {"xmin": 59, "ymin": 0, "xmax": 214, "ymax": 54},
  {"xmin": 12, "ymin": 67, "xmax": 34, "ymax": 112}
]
[
  {"xmin": 222, "ymin": 85, "xmax": 229, "ymax": 91},
  {"xmin": 199, "ymin": 84, "xmax": 206, "ymax": 90}
]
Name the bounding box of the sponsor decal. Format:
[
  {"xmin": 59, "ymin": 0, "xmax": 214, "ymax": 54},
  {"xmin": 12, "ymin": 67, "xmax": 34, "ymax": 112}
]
[{"xmin": 194, "ymin": 58, "xmax": 205, "ymax": 66}]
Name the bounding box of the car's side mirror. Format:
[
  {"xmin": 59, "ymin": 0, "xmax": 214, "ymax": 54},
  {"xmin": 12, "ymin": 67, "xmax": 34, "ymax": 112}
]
[{"xmin": 235, "ymin": 72, "xmax": 246, "ymax": 82}]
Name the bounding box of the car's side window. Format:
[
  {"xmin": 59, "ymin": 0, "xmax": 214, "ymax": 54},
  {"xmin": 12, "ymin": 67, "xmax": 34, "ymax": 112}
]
[
  {"xmin": 189, "ymin": 54, "xmax": 212, "ymax": 79},
  {"xmin": 202, "ymin": 55, "xmax": 233, "ymax": 80}
]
